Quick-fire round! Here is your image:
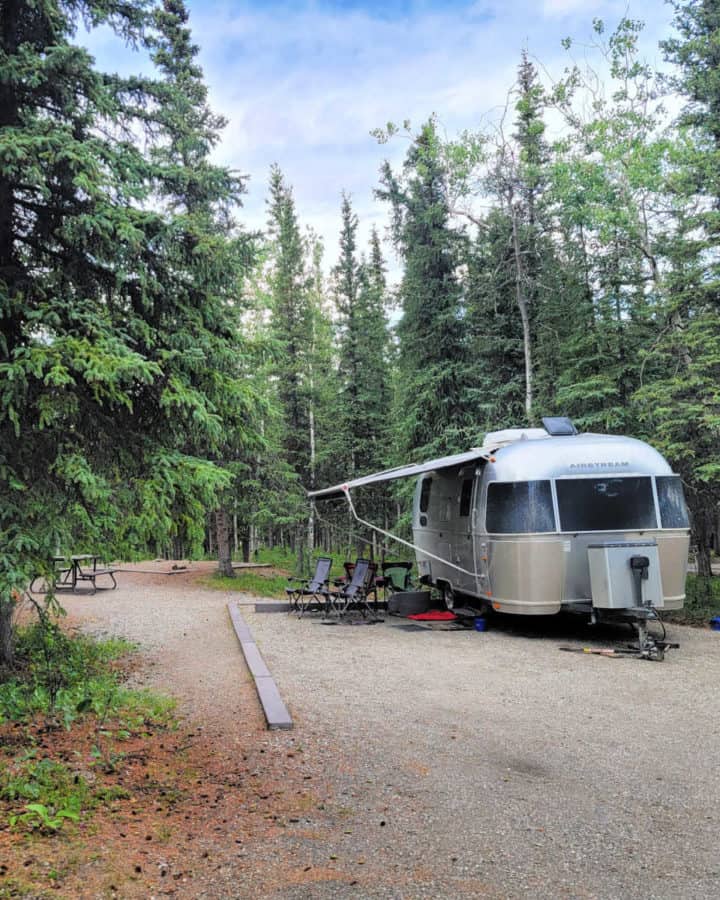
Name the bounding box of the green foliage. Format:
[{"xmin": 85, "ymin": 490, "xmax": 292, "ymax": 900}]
[
  {"xmin": 0, "ymin": 621, "xmax": 173, "ymax": 833},
  {"xmin": 664, "ymin": 575, "xmax": 720, "ymax": 625},
  {"xmin": 0, "ymin": 622, "xmax": 173, "ymax": 731},
  {"xmin": 203, "ymin": 571, "xmax": 291, "ymax": 598},
  {"xmin": 0, "ymin": 0, "xmax": 262, "ymax": 663},
  {"xmin": 377, "ymin": 117, "xmax": 474, "ymax": 462},
  {"xmin": 1, "ymin": 759, "xmax": 86, "ymax": 833}
]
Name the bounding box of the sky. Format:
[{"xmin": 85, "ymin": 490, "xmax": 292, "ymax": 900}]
[{"xmin": 85, "ymin": 0, "xmax": 678, "ymax": 274}]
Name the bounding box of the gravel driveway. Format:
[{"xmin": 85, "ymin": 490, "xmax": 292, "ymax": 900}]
[
  {"xmin": 64, "ymin": 568, "xmax": 720, "ymax": 899},
  {"xmin": 245, "ymin": 606, "xmax": 720, "ymax": 900}
]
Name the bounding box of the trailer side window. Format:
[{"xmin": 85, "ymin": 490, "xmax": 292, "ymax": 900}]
[
  {"xmin": 419, "ymin": 477, "xmax": 432, "ymax": 513},
  {"xmin": 656, "ymin": 476, "xmax": 689, "ymax": 528},
  {"xmin": 459, "ymin": 478, "xmax": 473, "ymax": 517},
  {"xmin": 486, "ymin": 481, "xmax": 555, "ymax": 534},
  {"xmin": 556, "ymin": 477, "xmax": 657, "ymax": 532}
]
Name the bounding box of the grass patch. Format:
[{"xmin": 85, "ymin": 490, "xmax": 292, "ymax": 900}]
[
  {"xmin": 202, "ymin": 548, "xmax": 354, "ymax": 598},
  {"xmin": 664, "ymin": 575, "xmax": 720, "ymax": 626},
  {"xmin": 203, "ymin": 570, "xmax": 291, "ymax": 598}
]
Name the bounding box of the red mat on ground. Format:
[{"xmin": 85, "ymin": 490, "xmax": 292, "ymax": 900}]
[{"xmin": 407, "ymin": 610, "xmax": 457, "ymax": 621}]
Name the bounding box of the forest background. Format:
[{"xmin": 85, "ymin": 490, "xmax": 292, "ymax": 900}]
[{"xmin": 1, "ymin": 0, "xmax": 719, "ymax": 664}]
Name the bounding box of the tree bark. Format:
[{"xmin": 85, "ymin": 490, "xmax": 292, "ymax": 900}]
[
  {"xmin": 215, "ymin": 509, "xmax": 234, "ymax": 577},
  {"xmin": 307, "ymin": 403, "xmax": 316, "ymax": 556},
  {"xmin": 691, "ymin": 499, "xmax": 716, "ymax": 578},
  {"xmin": 510, "ymin": 203, "xmax": 533, "ymax": 419},
  {"xmin": 0, "ymin": 599, "xmax": 14, "ymax": 669}
]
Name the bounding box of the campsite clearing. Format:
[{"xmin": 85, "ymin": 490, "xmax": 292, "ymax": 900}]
[{"xmin": 15, "ymin": 565, "xmax": 719, "ymax": 899}]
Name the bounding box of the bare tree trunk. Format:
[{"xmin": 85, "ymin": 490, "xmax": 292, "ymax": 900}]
[
  {"xmin": 511, "ymin": 204, "xmax": 533, "ymax": 420},
  {"xmin": 215, "ymin": 509, "xmax": 234, "ymax": 577},
  {"xmin": 241, "ymin": 537, "xmax": 250, "ymax": 564},
  {"xmin": 250, "ymin": 523, "xmax": 257, "ymax": 558},
  {"xmin": 233, "ymin": 513, "xmax": 238, "ymax": 556}
]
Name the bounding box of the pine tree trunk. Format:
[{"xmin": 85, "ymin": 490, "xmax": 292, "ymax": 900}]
[
  {"xmin": 307, "ymin": 403, "xmax": 316, "ymax": 556},
  {"xmin": 215, "ymin": 509, "xmax": 234, "ymax": 577},
  {"xmin": 0, "ymin": 599, "xmax": 14, "ymax": 669},
  {"xmin": 692, "ymin": 501, "xmax": 715, "ymax": 578},
  {"xmin": 697, "ymin": 547, "xmax": 713, "ymax": 578}
]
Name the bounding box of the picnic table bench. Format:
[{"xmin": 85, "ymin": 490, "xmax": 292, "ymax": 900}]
[{"xmin": 30, "ymin": 555, "xmax": 117, "ymax": 596}]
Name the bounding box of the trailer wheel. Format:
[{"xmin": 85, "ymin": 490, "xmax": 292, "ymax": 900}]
[{"xmin": 441, "ymin": 583, "xmax": 456, "ymax": 610}]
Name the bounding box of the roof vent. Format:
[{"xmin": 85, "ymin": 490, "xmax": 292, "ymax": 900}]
[{"xmin": 542, "ymin": 416, "xmax": 577, "ymax": 436}]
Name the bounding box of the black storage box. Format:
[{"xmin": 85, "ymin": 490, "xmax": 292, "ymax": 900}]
[{"xmin": 387, "ymin": 590, "xmax": 433, "ymax": 617}]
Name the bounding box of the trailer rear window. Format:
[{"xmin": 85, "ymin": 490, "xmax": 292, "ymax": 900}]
[
  {"xmin": 486, "ymin": 481, "xmax": 555, "ymax": 534},
  {"xmin": 656, "ymin": 476, "xmax": 689, "ymax": 528},
  {"xmin": 556, "ymin": 477, "xmax": 657, "ymax": 532}
]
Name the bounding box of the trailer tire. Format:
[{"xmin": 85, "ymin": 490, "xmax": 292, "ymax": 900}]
[{"xmin": 441, "ymin": 583, "xmax": 456, "ymax": 611}]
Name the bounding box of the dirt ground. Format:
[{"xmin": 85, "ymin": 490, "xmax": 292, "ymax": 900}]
[{"xmin": 4, "ymin": 565, "xmax": 720, "ymax": 899}]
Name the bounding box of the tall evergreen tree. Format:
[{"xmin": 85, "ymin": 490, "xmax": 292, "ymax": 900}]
[
  {"xmin": 463, "ymin": 210, "xmax": 527, "ymax": 433},
  {"xmin": 333, "ymin": 193, "xmax": 362, "ymax": 475},
  {"xmin": 377, "ymin": 118, "xmax": 472, "ymax": 461},
  {"xmin": 0, "ymin": 0, "xmax": 259, "ymax": 662},
  {"xmin": 148, "ymin": 0, "xmax": 262, "ymax": 576},
  {"xmin": 636, "ymin": 0, "xmax": 720, "ymax": 575},
  {"xmin": 355, "ymin": 226, "xmax": 392, "ymax": 471},
  {"xmin": 266, "ymin": 166, "xmax": 312, "ymax": 481},
  {"xmin": 265, "ymin": 168, "xmax": 338, "ymax": 555}
]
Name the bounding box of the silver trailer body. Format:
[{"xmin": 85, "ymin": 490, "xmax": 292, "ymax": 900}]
[{"xmin": 411, "ymin": 432, "xmax": 690, "ymax": 615}]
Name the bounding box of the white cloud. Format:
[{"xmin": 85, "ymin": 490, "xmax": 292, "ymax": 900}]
[
  {"xmin": 542, "ymin": 0, "xmax": 601, "ymax": 16},
  {"xmin": 83, "ymin": 0, "xmax": 677, "ymax": 278}
]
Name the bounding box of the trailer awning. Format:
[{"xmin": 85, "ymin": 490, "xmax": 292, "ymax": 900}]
[{"xmin": 308, "ymin": 447, "xmax": 495, "ymax": 500}]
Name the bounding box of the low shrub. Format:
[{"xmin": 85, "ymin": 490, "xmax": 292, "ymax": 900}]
[{"xmin": 0, "ymin": 615, "xmax": 175, "ymax": 833}]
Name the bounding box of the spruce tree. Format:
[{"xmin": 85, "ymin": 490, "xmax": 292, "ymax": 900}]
[
  {"xmin": 333, "ymin": 193, "xmax": 362, "ymax": 475},
  {"xmin": 266, "ymin": 166, "xmax": 312, "ymax": 484},
  {"xmin": 377, "ymin": 118, "xmax": 472, "ymax": 461},
  {"xmin": 265, "ymin": 168, "xmax": 337, "ymax": 555},
  {"xmin": 0, "ymin": 0, "xmax": 259, "ymax": 661},
  {"xmin": 148, "ymin": 0, "xmax": 262, "ymax": 576}
]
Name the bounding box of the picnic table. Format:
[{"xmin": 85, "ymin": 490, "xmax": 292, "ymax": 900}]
[{"xmin": 30, "ymin": 555, "xmax": 117, "ymax": 596}]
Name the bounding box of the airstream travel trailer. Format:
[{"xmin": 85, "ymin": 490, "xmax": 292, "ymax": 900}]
[{"xmin": 309, "ymin": 419, "xmax": 690, "ymax": 639}]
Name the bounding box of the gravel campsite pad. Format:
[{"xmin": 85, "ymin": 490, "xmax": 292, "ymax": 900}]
[{"xmin": 51, "ymin": 566, "xmax": 720, "ymax": 899}]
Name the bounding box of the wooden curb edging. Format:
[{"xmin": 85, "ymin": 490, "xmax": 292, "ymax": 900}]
[{"xmin": 227, "ymin": 602, "xmax": 293, "ymax": 731}]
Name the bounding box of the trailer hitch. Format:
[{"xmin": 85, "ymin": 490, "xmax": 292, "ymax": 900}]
[{"xmin": 559, "ymin": 638, "xmax": 680, "ymax": 661}]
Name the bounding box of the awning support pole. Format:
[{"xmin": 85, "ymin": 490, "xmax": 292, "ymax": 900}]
[{"xmin": 341, "ymin": 486, "xmax": 479, "ymax": 580}]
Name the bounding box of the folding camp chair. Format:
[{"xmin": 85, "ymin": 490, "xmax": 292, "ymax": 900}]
[
  {"xmin": 327, "ymin": 558, "xmax": 381, "ymax": 619},
  {"xmin": 285, "ymin": 556, "xmax": 332, "ymax": 617}
]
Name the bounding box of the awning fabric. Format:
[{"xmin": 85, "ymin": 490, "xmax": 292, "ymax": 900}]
[{"xmin": 307, "ymin": 446, "xmax": 494, "ymax": 500}]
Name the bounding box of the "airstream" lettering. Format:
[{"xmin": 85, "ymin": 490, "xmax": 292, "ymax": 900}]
[{"xmin": 569, "ymin": 461, "xmax": 630, "ymax": 469}]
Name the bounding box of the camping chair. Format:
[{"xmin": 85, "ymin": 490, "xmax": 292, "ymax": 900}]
[
  {"xmin": 380, "ymin": 561, "xmax": 414, "ymax": 602},
  {"xmin": 340, "ymin": 559, "xmax": 381, "ymax": 603},
  {"xmin": 285, "ymin": 556, "xmax": 332, "ymax": 617},
  {"xmin": 327, "ymin": 558, "xmax": 380, "ymax": 619}
]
